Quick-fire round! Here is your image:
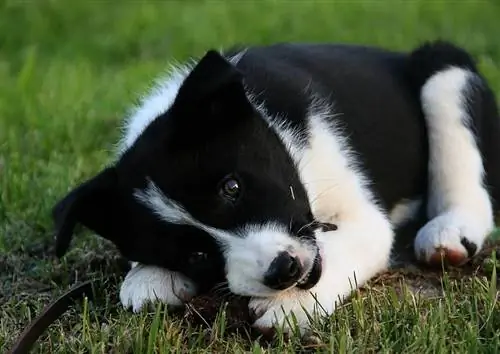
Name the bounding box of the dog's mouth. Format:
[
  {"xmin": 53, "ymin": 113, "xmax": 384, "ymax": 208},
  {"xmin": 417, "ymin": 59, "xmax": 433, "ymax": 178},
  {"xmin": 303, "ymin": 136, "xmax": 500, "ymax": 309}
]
[{"xmin": 296, "ymin": 249, "xmax": 322, "ymax": 290}]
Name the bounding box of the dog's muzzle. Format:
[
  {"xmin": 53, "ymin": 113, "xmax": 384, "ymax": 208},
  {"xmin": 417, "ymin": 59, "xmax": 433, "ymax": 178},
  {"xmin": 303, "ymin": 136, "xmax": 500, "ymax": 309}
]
[
  {"xmin": 262, "ymin": 248, "xmax": 323, "ymax": 291},
  {"xmin": 261, "ymin": 220, "xmax": 335, "ymax": 291}
]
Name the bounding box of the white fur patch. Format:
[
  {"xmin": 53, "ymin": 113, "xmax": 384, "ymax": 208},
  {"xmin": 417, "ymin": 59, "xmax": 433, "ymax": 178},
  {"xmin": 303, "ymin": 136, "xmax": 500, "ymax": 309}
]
[
  {"xmin": 117, "ymin": 64, "xmax": 192, "ymax": 155},
  {"xmin": 301, "ymin": 99, "xmax": 383, "ymax": 223},
  {"xmin": 133, "ymin": 179, "xmax": 232, "ymax": 244},
  {"xmin": 415, "ymin": 66, "xmax": 494, "ymax": 262},
  {"xmin": 119, "ymin": 262, "xmax": 197, "ymax": 312}
]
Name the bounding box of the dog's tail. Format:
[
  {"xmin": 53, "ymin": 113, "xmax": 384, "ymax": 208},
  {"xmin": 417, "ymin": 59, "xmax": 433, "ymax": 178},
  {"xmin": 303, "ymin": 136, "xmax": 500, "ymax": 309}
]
[{"xmin": 406, "ymin": 40, "xmax": 479, "ymax": 92}]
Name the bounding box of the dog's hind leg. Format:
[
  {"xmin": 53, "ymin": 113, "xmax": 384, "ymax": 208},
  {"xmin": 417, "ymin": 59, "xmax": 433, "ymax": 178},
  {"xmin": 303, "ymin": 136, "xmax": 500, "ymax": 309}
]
[{"xmin": 409, "ymin": 42, "xmax": 499, "ymax": 266}]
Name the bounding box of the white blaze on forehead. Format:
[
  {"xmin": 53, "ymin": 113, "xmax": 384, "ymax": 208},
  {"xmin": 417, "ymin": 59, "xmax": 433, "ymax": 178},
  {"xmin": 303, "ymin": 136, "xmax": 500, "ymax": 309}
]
[
  {"xmin": 118, "ymin": 64, "xmax": 193, "ymax": 155},
  {"xmin": 134, "ymin": 179, "xmax": 232, "ymax": 244}
]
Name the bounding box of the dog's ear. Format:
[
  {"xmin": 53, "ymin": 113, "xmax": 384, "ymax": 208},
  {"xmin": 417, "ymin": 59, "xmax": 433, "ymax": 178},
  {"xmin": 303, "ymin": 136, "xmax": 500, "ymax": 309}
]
[
  {"xmin": 172, "ymin": 50, "xmax": 253, "ymax": 118},
  {"xmin": 52, "ymin": 166, "xmax": 124, "ymax": 258}
]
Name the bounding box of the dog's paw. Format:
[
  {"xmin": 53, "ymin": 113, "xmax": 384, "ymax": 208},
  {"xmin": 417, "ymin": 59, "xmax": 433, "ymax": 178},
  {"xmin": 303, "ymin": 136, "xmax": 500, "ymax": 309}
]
[
  {"xmin": 248, "ymin": 291, "xmax": 323, "ymax": 337},
  {"xmin": 414, "ymin": 210, "xmax": 487, "ymax": 267},
  {"xmin": 119, "ymin": 264, "xmax": 197, "ymax": 312}
]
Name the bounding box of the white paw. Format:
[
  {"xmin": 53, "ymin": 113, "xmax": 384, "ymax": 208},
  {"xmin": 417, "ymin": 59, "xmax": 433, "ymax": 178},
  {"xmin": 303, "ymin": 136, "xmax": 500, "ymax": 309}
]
[
  {"xmin": 119, "ymin": 264, "xmax": 197, "ymax": 312},
  {"xmin": 249, "ymin": 291, "xmax": 326, "ymax": 336},
  {"xmin": 414, "ymin": 210, "xmax": 489, "ymax": 266}
]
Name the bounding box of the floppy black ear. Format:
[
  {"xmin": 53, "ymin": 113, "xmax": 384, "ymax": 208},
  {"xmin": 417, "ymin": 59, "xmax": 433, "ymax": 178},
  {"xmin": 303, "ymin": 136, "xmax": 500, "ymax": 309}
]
[{"xmin": 52, "ymin": 167, "xmax": 121, "ymax": 258}]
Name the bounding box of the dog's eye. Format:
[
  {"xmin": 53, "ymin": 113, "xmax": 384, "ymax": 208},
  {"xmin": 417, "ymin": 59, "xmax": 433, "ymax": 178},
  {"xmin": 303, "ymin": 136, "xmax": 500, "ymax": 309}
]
[
  {"xmin": 188, "ymin": 251, "xmax": 208, "ymax": 265},
  {"xmin": 219, "ymin": 176, "xmax": 241, "ymax": 202}
]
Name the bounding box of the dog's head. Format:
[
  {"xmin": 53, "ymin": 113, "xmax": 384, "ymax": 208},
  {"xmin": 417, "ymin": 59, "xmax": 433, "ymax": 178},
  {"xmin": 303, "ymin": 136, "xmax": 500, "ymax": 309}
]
[{"xmin": 53, "ymin": 50, "xmax": 334, "ymax": 296}]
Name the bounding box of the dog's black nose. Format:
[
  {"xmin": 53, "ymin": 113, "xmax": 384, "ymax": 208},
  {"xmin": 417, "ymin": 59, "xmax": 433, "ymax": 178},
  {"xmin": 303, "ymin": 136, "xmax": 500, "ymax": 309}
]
[{"xmin": 263, "ymin": 251, "xmax": 302, "ymax": 290}]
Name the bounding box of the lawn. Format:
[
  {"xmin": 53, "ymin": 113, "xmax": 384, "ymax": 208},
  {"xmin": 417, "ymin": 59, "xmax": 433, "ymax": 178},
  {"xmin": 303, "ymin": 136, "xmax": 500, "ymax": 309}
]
[{"xmin": 1, "ymin": 0, "xmax": 500, "ymax": 352}]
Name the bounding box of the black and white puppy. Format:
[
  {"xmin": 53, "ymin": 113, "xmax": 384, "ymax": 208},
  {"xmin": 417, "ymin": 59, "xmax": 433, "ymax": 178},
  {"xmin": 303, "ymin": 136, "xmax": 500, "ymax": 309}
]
[{"xmin": 52, "ymin": 41, "xmax": 500, "ymax": 334}]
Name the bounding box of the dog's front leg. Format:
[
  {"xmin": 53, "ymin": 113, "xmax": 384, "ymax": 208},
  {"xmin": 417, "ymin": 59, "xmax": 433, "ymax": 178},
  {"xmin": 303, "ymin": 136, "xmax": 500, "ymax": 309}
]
[
  {"xmin": 119, "ymin": 262, "xmax": 198, "ymax": 312},
  {"xmin": 249, "ymin": 203, "xmax": 394, "ymax": 336}
]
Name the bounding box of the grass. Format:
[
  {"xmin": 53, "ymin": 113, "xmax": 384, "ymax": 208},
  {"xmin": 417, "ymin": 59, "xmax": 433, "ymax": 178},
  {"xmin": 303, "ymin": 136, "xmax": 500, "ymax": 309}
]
[{"xmin": 1, "ymin": 0, "xmax": 500, "ymax": 352}]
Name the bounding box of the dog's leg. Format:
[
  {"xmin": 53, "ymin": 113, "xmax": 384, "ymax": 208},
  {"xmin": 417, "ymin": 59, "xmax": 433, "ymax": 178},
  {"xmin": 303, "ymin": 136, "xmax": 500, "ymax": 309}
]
[
  {"xmin": 412, "ymin": 44, "xmax": 496, "ymax": 265},
  {"xmin": 119, "ymin": 262, "xmax": 197, "ymax": 312}
]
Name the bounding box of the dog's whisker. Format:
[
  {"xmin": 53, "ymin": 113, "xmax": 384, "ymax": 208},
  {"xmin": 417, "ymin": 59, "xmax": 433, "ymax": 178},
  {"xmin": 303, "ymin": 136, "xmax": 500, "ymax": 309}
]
[
  {"xmin": 212, "ymin": 281, "xmax": 229, "ymax": 291},
  {"xmin": 296, "ymin": 220, "xmax": 318, "ymax": 235},
  {"xmin": 302, "ymin": 178, "xmax": 342, "ymax": 185},
  {"xmin": 308, "ymin": 184, "xmax": 340, "ymax": 207},
  {"xmin": 211, "ymin": 281, "xmax": 232, "ymax": 297}
]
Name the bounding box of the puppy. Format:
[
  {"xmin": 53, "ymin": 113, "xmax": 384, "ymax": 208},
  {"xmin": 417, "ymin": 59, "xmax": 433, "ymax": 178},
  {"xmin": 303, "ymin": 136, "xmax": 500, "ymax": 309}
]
[{"xmin": 52, "ymin": 41, "xmax": 500, "ymax": 334}]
